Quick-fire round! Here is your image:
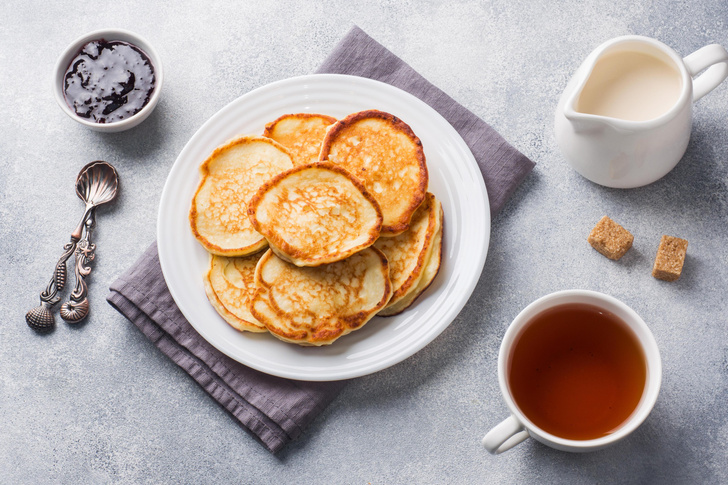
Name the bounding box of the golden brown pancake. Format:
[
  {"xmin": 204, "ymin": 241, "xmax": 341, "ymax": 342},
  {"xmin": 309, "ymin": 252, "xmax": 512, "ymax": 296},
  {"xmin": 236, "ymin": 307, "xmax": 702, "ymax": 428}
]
[
  {"xmin": 250, "ymin": 247, "xmax": 392, "ymax": 346},
  {"xmin": 203, "ymin": 253, "xmax": 266, "ymax": 332},
  {"xmin": 189, "ymin": 135, "xmax": 293, "ymax": 256},
  {"xmin": 378, "ymin": 202, "xmax": 443, "ymax": 316},
  {"xmin": 247, "ymin": 162, "xmax": 382, "ymax": 266},
  {"xmin": 319, "ymin": 110, "xmax": 428, "ymax": 236},
  {"xmin": 375, "ymin": 193, "xmax": 441, "ymax": 315},
  {"xmin": 263, "ymin": 113, "xmax": 337, "ymax": 166}
]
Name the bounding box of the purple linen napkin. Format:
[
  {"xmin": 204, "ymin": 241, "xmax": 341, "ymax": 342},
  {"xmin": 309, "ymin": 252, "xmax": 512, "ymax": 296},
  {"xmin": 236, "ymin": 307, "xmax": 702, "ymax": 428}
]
[
  {"xmin": 106, "ymin": 26, "xmax": 535, "ymax": 454},
  {"xmin": 107, "ymin": 243, "xmax": 342, "ymax": 453}
]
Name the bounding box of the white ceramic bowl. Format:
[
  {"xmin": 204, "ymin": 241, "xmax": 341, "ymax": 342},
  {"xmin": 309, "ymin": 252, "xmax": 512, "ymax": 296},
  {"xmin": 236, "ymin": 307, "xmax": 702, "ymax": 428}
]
[{"xmin": 53, "ymin": 29, "xmax": 163, "ymax": 133}]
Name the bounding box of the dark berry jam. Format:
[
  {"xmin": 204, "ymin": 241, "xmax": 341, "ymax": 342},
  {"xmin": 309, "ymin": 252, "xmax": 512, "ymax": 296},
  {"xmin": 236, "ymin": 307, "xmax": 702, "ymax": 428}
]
[{"xmin": 63, "ymin": 40, "xmax": 155, "ymax": 124}]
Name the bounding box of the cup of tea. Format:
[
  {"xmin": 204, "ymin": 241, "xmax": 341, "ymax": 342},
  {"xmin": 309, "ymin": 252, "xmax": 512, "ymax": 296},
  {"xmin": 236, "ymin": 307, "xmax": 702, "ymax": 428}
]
[{"xmin": 482, "ymin": 290, "xmax": 662, "ymax": 454}]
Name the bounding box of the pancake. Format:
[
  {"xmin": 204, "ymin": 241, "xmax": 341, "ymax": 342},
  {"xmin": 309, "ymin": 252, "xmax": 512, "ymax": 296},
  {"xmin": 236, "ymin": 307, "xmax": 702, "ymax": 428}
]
[
  {"xmin": 190, "ymin": 135, "xmax": 293, "ymax": 256},
  {"xmin": 319, "ymin": 110, "xmax": 428, "ymax": 236},
  {"xmin": 374, "ymin": 193, "xmax": 441, "ymax": 315},
  {"xmin": 203, "ymin": 253, "xmax": 266, "ymax": 332},
  {"xmin": 263, "ymin": 113, "xmax": 337, "ymax": 166},
  {"xmin": 378, "ymin": 201, "xmax": 443, "ymax": 316},
  {"xmin": 248, "ymin": 162, "xmax": 382, "ymax": 267},
  {"xmin": 250, "ymin": 247, "xmax": 392, "ymax": 346}
]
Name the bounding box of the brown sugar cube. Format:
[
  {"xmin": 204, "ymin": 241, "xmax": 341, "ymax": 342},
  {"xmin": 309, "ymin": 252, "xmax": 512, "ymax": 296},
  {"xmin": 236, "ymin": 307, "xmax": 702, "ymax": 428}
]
[
  {"xmin": 587, "ymin": 216, "xmax": 634, "ymax": 260},
  {"xmin": 652, "ymin": 235, "xmax": 688, "ymax": 282}
]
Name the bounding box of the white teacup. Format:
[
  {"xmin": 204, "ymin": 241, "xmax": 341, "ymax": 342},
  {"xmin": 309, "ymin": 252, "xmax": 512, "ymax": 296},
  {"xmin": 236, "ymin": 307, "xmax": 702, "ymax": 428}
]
[{"xmin": 482, "ymin": 290, "xmax": 662, "ymax": 454}]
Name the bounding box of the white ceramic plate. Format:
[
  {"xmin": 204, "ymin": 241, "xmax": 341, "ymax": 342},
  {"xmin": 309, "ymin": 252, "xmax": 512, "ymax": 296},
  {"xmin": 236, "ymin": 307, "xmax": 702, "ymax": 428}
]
[{"xmin": 158, "ymin": 74, "xmax": 490, "ymax": 381}]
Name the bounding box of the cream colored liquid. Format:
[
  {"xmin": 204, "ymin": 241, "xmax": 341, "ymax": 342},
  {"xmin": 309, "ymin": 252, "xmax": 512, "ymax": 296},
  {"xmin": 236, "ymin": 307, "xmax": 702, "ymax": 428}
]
[{"xmin": 576, "ymin": 50, "xmax": 682, "ymax": 121}]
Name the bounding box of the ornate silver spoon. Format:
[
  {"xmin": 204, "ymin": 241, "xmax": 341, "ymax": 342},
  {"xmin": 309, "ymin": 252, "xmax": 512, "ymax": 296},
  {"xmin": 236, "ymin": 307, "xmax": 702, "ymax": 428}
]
[
  {"xmin": 60, "ymin": 211, "xmax": 96, "ymax": 323},
  {"xmin": 25, "ymin": 161, "xmax": 119, "ymax": 331}
]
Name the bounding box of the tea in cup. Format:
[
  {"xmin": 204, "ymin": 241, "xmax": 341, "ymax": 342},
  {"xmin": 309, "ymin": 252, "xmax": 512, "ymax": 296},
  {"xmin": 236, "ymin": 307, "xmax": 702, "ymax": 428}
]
[{"xmin": 482, "ymin": 290, "xmax": 661, "ymax": 453}]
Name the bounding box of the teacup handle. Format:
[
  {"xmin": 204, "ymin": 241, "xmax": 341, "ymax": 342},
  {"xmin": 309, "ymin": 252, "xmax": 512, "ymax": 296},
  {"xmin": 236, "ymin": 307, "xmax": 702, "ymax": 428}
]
[
  {"xmin": 482, "ymin": 415, "xmax": 530, "ymax": 454},
  {"xmin": 683, "ymin": 44, "xmax": 728, "ymax": 102}
]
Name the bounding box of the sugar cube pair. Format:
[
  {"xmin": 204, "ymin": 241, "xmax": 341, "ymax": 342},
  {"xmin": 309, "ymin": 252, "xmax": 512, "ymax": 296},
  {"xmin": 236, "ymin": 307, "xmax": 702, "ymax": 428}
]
[{"xmin": 587, "ymin": 216, "xmax": 688, "ymax": 282}]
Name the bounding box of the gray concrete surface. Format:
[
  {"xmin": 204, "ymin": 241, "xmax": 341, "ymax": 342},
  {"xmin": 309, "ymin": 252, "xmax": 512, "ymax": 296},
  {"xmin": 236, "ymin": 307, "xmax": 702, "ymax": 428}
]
[{"xmin": 2, "ymin": 0, "xmax": 727, "ymax": 483}]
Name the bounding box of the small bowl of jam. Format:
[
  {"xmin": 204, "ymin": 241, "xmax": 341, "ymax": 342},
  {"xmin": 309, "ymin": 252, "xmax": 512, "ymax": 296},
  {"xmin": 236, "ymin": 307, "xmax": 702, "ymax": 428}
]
[{"xmin": 53, "ymin": 29, "xmax": 163, "ymax": 133}]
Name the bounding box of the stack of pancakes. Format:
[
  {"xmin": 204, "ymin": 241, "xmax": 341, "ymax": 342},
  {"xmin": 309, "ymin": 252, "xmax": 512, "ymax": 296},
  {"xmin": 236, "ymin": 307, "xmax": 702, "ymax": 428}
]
[{"xmin": 190, "ymin": 110, "xmax": 444, "ymax": 346}]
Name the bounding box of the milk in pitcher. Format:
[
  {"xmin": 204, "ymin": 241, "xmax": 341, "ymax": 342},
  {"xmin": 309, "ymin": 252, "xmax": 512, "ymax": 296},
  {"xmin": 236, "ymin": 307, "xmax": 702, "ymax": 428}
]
[{"xmin": 576, "ymin": 50, "xmax": 683, "ymax": 122}]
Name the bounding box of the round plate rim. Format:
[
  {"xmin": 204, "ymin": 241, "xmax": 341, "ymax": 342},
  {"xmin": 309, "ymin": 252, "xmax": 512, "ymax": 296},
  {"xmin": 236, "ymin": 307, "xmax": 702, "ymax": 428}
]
[{"xmin": 157, "ymin": 73, "xmax": 490, "ymax": 381}]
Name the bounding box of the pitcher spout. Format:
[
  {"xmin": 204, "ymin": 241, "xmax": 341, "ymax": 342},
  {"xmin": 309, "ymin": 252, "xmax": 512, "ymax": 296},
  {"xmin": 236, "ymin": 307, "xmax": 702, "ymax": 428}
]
[{"xmin": 564, "ymin": 108, "xmax": 606, "ymax": 134}]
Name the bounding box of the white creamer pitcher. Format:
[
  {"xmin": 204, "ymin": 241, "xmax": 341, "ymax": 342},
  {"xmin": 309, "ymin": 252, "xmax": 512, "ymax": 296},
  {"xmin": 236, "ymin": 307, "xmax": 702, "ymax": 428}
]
[{"xmin": 555, "ymin": 36, "xmax": 728, "ymax": 188}]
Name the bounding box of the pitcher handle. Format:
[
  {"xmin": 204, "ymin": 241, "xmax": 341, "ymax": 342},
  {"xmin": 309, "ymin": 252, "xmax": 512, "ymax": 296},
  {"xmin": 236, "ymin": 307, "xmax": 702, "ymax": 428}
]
[
  {"xmin": 482, "ymin": 415, "xmax": 530, "ymax": 454},
  {"xmin": 683, "ymin": 44, "xmax": 728, "ymax": 102}
]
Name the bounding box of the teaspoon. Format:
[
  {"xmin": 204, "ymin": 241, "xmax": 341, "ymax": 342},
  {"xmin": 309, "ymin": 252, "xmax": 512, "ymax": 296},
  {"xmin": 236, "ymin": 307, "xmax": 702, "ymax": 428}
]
[{"xmin": 25, "ymin": 161, "xmax": 119, "ymax": 331}]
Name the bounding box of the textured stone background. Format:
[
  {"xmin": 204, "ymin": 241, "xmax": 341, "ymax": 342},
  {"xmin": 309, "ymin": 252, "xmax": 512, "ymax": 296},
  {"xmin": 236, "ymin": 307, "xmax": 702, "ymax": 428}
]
[{"xmin": 1, "ymin": 0, "xmax": 727, "ymax": 483}]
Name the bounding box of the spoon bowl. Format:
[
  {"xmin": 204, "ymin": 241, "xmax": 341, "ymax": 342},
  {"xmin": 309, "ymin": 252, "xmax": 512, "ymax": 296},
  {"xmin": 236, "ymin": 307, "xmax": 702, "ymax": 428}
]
[{"xmin": 76, "ymin": 161, "xmax": 120, "ymax": 208}]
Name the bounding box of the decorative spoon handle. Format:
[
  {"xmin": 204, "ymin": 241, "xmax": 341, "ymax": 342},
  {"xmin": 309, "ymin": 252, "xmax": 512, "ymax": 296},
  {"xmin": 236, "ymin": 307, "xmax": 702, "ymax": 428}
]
[
  {"xmin": 41, "ymin": 241, "xmax": 76, "ymax": 304},
  {"xmin": 25, "ymin": 234, "xmax": 80, "ymax": 331},
  {"xmin": 36, "ymin": 206, "xmax": 93, "ymax": 306},
  {"xmin": 60, "ymin": 212, "xmax": 96, "ymax": 323}
]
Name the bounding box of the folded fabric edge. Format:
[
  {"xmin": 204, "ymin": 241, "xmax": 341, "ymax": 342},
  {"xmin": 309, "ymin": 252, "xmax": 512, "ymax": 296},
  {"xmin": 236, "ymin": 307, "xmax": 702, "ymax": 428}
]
[
  {"xmin": 106, "ymin": 290, "xmax": 291, "ymax": 454},
  {"xmin": 317, "ymin": 25, "xmax": 535, "ymax": 216},
  {"xmin": 109, "ymin": 263, "xmax": 342, "ymax": 441}
]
